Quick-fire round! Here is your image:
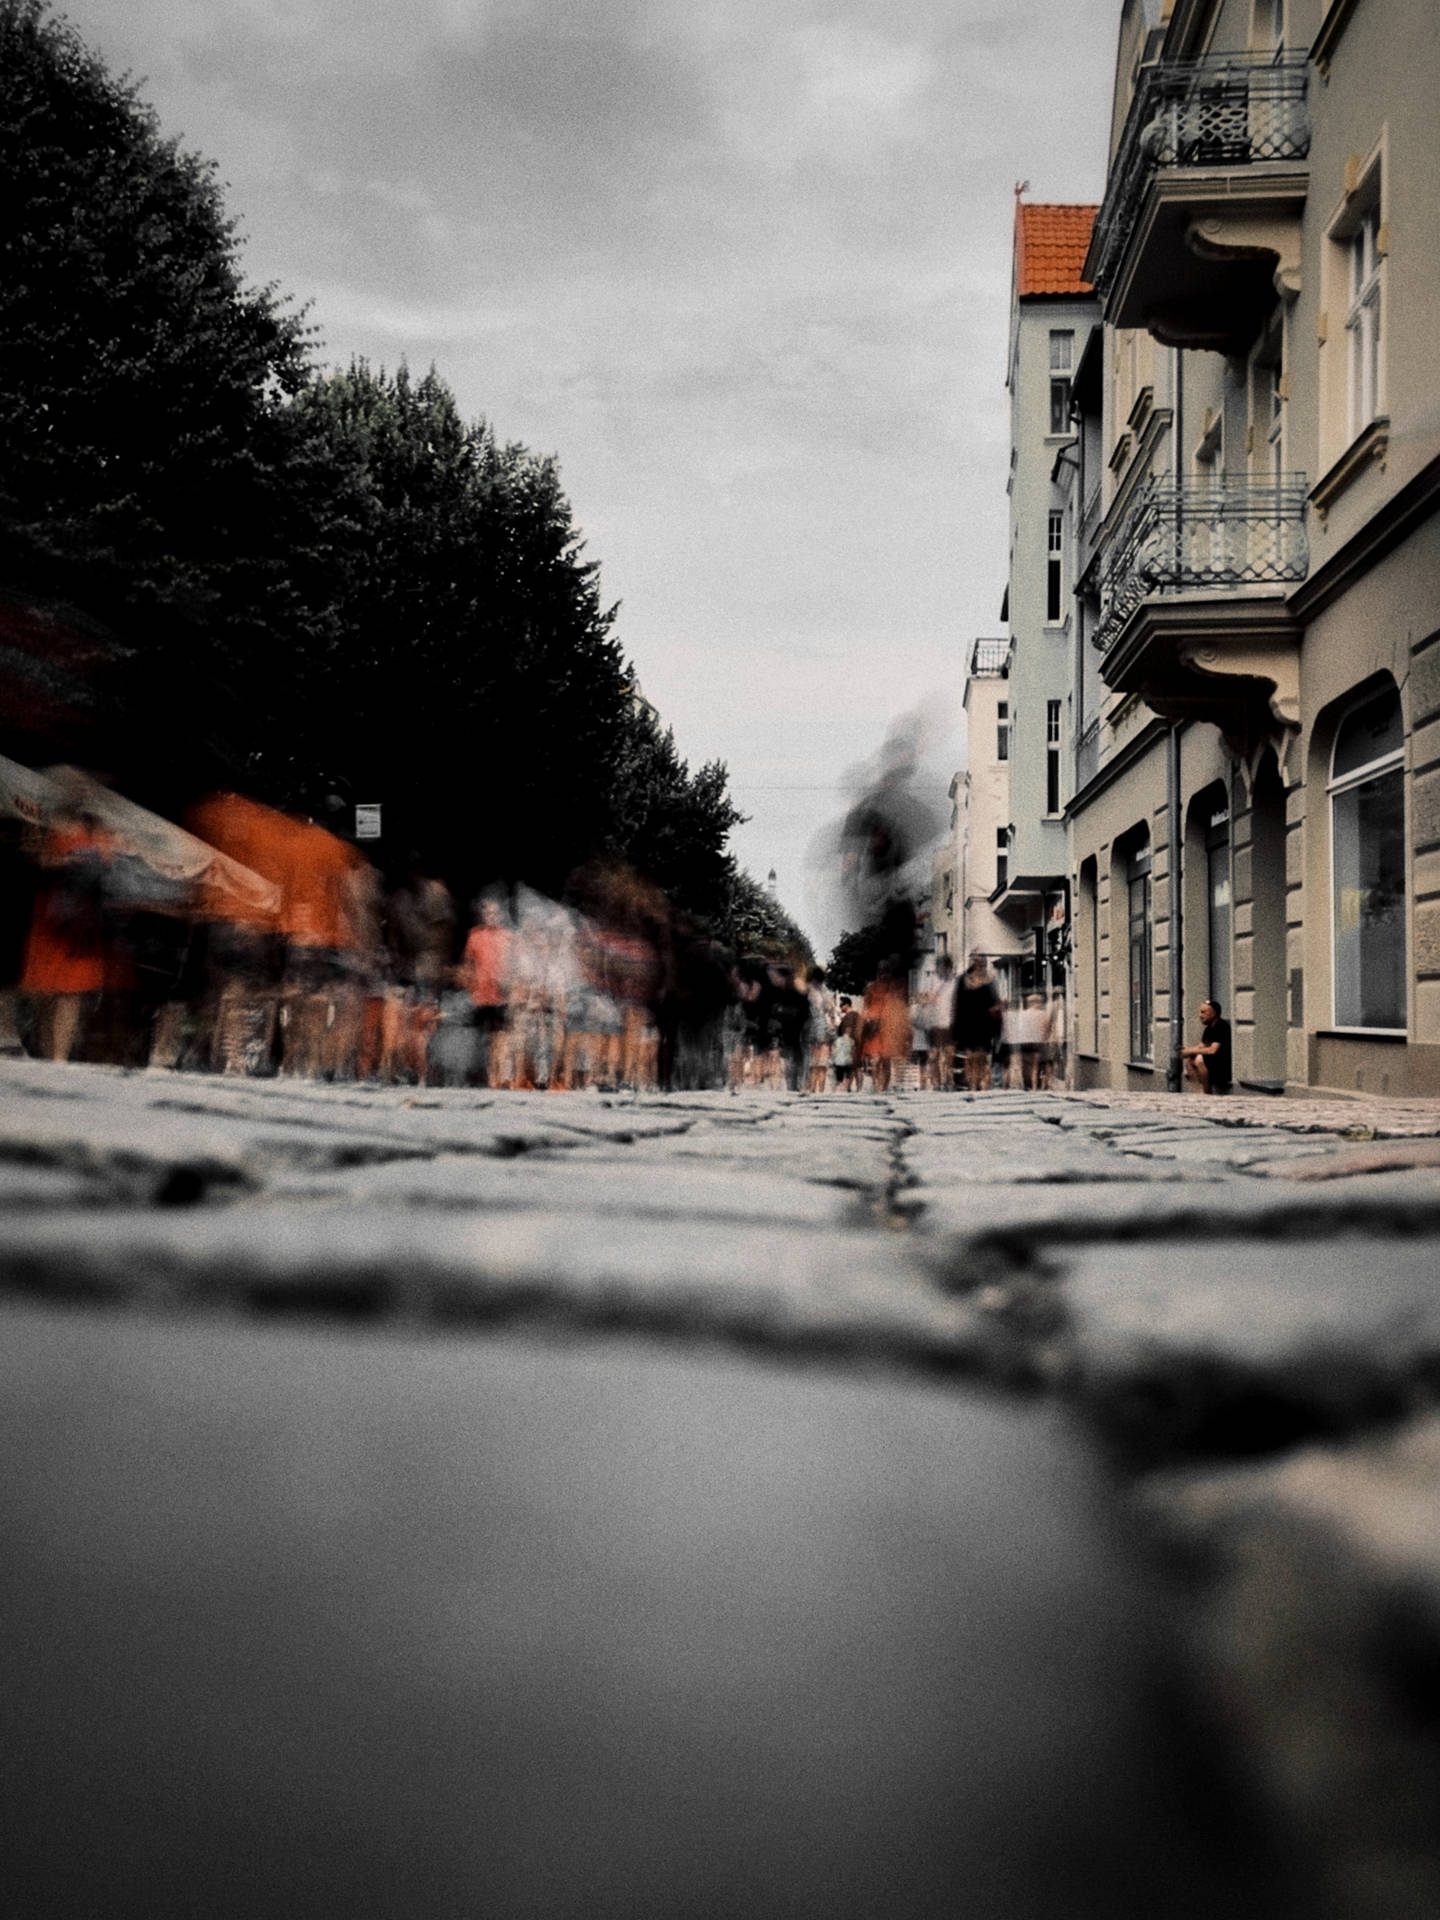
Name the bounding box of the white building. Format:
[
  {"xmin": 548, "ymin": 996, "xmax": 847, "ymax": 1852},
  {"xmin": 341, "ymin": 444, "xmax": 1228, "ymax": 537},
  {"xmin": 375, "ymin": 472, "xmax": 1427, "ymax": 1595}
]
[{"xmin": 993, "ymin": 202, "xmax": 1100, "ymax": 999}]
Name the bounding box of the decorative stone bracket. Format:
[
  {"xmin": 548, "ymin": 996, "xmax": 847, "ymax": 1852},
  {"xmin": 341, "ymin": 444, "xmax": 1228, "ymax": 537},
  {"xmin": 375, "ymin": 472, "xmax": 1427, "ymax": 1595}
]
[
  {"xmin": 1187, "ymin": 211, "xmax": 1303, "ymax": 302},
  {"xmin": 1179, "ymin": 635, "xmax": 1301, "ymax": 733}
]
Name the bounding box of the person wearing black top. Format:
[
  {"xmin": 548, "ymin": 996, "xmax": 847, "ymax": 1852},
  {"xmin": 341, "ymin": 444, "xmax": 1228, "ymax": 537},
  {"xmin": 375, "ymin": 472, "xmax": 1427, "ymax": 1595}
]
[
  {"xmin": 1180, "ymin": 998, "xmax": 1232, "ymax": 1094},
  {"xmin": 954, "ymin": 951, "xmax": 1001, "ymax": 1092}
]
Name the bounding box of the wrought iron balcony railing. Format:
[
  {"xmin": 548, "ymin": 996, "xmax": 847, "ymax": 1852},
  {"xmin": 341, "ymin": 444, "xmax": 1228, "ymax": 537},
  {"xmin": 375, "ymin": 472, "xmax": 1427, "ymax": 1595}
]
[
  {"xmin": 969, "ymin": 637, "xmax": 1012, "ymax": 677},
  {"xmin": 1093, "ymin": 475, "xmax": 1309, "ymax": 653},
  {"xmin": 1089, "ymin": 51, "xmax": 1311, "ymax": 299}
]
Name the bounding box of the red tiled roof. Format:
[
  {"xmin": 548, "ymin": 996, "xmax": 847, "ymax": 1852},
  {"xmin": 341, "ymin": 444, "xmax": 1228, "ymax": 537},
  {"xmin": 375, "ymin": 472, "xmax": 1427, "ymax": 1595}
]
[{"xmin": 1015, "ymin": 202, "xmax": 1097, "ymax": 297}]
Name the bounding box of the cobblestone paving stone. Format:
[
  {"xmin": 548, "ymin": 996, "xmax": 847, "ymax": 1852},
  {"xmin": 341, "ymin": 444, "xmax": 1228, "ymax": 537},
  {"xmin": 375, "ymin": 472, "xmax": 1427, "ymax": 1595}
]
[{"xmin": 5, "ymin": 1059, "xmax": 1440, "ymax": 1916}]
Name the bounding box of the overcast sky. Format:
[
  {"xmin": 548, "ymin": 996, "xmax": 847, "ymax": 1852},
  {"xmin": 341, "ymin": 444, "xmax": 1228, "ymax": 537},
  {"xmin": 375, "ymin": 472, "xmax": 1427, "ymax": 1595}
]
[{"xmin": 60, "ymin": 0, "xmax": 1113, "ymax": 952}]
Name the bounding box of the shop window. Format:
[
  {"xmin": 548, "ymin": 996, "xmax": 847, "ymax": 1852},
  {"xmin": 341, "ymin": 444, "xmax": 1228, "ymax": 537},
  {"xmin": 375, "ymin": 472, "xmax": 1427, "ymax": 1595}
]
[{"xmin": 1330, "ymin": 686, "xmax": 1406, "ymax": 1029}]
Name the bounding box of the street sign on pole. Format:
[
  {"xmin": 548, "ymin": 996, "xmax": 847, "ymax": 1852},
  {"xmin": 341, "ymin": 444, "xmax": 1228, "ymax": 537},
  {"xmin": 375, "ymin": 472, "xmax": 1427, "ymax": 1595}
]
[{"xmin": 355, "ymin": 803, "xmax": 381, "ymax": 841}]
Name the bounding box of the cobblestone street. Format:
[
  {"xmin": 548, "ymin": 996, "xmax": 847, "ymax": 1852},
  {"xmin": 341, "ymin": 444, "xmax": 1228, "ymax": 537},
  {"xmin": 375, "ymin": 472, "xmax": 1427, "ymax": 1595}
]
[{"xmin": 6, "ymin": 1061, "xmax": 1440, "ymax": 1917}]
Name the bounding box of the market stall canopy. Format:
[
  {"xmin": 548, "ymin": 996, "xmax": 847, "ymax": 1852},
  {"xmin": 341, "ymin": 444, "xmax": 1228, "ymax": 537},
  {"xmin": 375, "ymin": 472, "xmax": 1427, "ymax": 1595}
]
[
  {"xmin": 0, "ymin": 755, "xmax": 279, "ymax": 917},
  {"xmin": 0, "ymin": 752, "xmax": 55, "ymax": 828}
]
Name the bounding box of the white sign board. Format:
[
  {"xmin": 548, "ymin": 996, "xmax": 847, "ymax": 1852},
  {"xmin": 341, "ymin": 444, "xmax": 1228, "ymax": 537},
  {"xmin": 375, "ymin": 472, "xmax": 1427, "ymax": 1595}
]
[{"xmin": 355, "ymin": 803, "xmax": 382, "ymax": 841}]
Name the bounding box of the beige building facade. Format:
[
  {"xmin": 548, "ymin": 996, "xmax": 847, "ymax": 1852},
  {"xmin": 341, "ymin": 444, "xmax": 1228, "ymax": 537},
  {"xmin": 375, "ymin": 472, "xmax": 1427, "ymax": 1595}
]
[
  {"xmin": 1065, "ymin": 0, "xmax": 1440, "ymax": 1096},
  {"xmin": 959, "ymin": 638, "xmax": 1026, "ymax": 1005}
]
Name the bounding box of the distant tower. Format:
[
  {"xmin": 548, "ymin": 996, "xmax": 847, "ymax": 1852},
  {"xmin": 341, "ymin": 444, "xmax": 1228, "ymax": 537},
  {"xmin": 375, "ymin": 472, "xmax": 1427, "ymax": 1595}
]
[{"xmin": 766, "ymin": 868, "xmax": 778, "ymax": 896}]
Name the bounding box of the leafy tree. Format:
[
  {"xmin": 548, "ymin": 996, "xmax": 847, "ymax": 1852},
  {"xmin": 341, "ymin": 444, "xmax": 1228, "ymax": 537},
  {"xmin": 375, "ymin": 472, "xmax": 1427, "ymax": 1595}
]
[
  {"xmin": 0, "ymin": 0, "xmax": 317, "ymax": 795},
  {"xmin": 606, "ymin": 695, "xmax": 745, "ymax": 928},
  {"xmin": 719, "ymin": 869, "xmax": 814, "ymax": 968},
  {"xmin": 273, "ymin": 361, "xmax": 640, "ymax": 897},
  {"xmin": 826, "ymin": 923, "xmax": 893, "ymax": 994},
  {"xmin": 0, "ymin": 3, "xmax": 762, "ymax": 930}
]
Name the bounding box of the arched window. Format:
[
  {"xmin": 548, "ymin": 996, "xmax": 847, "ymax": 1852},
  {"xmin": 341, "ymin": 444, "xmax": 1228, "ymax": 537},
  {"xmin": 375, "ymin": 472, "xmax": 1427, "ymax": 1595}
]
[{"xmin": 1329, "ymin": 686, "xmax": 1406, "ymax": 1030}]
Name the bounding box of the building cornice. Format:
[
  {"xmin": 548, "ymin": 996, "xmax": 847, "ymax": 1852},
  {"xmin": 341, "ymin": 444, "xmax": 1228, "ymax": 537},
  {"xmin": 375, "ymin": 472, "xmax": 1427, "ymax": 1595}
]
[
  {"xmin": 1291, "ymin": 448, "xmax": 1440, "ymax": 624},
  {"xmin": 1065, "ymin": 715, "xmax": 1172, "ymax": 820},
  {"xmin": 1311, "ymin": 0, "xmax": 1364, "ymax": 76}
]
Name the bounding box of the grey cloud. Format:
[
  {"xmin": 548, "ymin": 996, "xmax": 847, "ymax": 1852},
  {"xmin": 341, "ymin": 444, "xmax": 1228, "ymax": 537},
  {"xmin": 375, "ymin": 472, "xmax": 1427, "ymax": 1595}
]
[{"xmin": 52, "ymin": 0, "xmax": 1116, "ymax": 949}]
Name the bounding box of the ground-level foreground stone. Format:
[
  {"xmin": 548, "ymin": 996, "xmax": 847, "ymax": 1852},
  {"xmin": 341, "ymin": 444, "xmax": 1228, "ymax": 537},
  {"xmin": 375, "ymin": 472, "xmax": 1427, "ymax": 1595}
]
[
  {"xmin": 1137, "ymin": 1415, "xmax": 1440, "ymax": 1920},
  {"xmin": 0, "ymin": 1304, "xmax": 1299, "ymax": 1920},
  {"xmin": 6, "ymin": 1072, "xmax": 1440, "ymax": 1917}
]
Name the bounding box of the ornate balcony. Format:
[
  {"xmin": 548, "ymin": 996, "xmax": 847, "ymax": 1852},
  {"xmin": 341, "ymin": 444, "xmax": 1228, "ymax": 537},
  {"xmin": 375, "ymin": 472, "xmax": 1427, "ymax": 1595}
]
[
  {"xmin": 1094, "ymin": 475, "xmax": 1308, "ymax": 735},
  {"xmin": 1087, "ymin": 51, "xmax": 1310, "ymax": 350}
]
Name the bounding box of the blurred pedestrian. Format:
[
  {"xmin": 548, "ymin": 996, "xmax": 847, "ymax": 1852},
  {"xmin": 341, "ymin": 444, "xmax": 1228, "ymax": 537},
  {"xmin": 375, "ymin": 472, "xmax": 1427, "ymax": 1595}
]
[
  {"xmin": 463, "ymin": 892, "xmax": 512, "ymax": 1087},
  {"xmin": 186, "ymin": 792, "xmax": 291, "ymax": 1076},
  {"xmin": 428, "ymin": 966, "xmax": 482, "ymax": 1087},
  {"xmin": 923, "ymin": 953, "xmax": 957, "ymax": 1090},
  {"xmin": 19, "ymin": 804, "xmax": 117, "ymax": 1062},
  {"xmin": 771, "ymin": 964, "xmax": 809, "ymax": 1092},
  {"xmin": 805, "ymin": 965, "xmax": 836, "ymax": 1093},
  {"xmin": 954, "ymin": 952, "xmax": 1000, "ymax": 1092},
  {"xmin": 388, "ymin": 859, "xmax": 455, "ymax": 1000},
  {"xmin": 1011, "ymin": 992, "xmax": 1050, "ymax": 1090},
  {"xmin": 276, "ymin": 819, "xmax": 373, "ymax": 1080},
  {"xmin": 1043, "ymin": 989, "xmax": 1067, "ymax": 1090},
  {"xmin": 860, "ymin": 958, "xmax": 910, "ymax": 1093},
  {"xmin": 832, "ymin": 997, "xmax": 861, "ymax": 1091}
]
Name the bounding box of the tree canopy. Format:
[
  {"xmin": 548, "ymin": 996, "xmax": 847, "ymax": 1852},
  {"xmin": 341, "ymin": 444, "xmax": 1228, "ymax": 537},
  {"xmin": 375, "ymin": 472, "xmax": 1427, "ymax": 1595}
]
[
  {"xmin": 272, "ymin": 360, "xmax": 640, "ymax": 896},
  {"xmin": 0, "ymin": 0, "xmax": 804, "ymax": 948},
  {"xmin": 0, "ymin": 0, "xmax": 314, "ymax": 777},
  {"xmin": 825, "ymin": 923, "xmax": 895, "ymax": 994}
]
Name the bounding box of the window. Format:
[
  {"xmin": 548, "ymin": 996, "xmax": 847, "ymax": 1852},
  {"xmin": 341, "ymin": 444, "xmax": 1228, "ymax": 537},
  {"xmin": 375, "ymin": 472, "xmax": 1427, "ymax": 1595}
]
[
  {"xmin": 1046, "ymin": 511, "xmax": 1064, "ymax": 622},
  {"xmin": 1252, "ymin": 0, "xmax": 1286, "ymax": 52},
  {"xmin": 1252, "ymin": 316, "xmax": 1284, "ymax": 489},
  {"xmin": 1127, "ymin": 840, "xmax": 1153, "ymax": 1061},
  {"xmin": 1330, "ymin": 686, "xmax": 1406, "ymax": 1030},
  {"xmin": 996, "ymin": 829, "xmax": 1009, "ymax": 893},
  {"xmin": 997, "ymin": 701, "xmax": 1009, "ymax": 761},
  {"xmin": 1346, "ymin": 203, "xmax": 1383, "ymax": 441},
  {"xmin": 1049, "ymin": 331, "xmax": 1073, "ymax": 435},
  {"xmin": 1045, "ymin": 700, "xmax": 1062, "ymax": 814},
  {"xmin": 1206, "ymin": 808, "xmax": 1232, "ymax": 1009}
]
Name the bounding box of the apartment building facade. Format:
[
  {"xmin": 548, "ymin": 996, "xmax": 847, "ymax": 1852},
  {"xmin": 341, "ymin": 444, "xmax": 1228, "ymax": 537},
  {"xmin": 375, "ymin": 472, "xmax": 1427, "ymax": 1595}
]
[
  {"xmin": 1061, "ymin": 0, "xmax": 1440, "ymax": 1096},
  {"xmin": 989, "ymin": 205, "xmax": 1101, "ymax": 1005}
]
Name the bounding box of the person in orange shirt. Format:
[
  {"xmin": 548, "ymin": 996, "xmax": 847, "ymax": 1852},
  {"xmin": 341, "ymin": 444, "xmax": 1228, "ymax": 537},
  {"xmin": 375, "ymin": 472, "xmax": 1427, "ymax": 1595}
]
[
  {"xmin": 860, "ymin": 959, "xmax": 911, "ymax": 1093},
  {"xmin": 185, "ymin": 792, "xmax": 290, "ymax": 1074},
  {"xmin": 278, "ymin": 818, "xmax": 374, "ymax": 1080},
  {"xmin": 463, "ymin": 894, "xmax": 512, "ymax": 1087},
  {"xmin": 20, "ymin": 808, "xmax": 117, "ymax": 1061}
]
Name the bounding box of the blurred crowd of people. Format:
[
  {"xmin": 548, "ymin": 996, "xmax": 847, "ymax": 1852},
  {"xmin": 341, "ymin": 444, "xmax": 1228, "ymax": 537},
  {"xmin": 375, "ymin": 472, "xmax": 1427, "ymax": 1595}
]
[{"xmin": 2, "ymin": 775, "xmax": 1065, "ymax": 1093}]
